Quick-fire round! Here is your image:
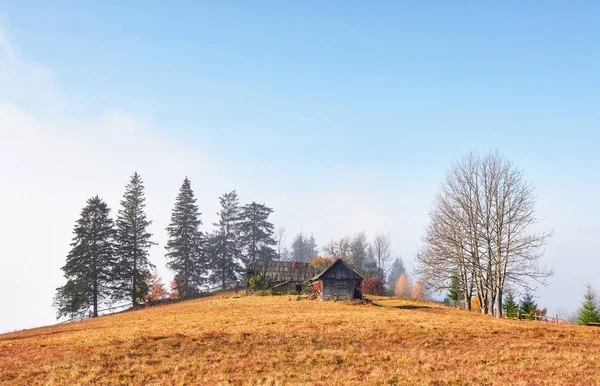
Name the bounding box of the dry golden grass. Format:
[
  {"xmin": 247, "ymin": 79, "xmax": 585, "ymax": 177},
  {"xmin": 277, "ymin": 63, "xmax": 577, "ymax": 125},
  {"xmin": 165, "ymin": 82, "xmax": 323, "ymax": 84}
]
[{"xmin": 2, "ymin": 294, "xmax": 600, "ymax": 385}]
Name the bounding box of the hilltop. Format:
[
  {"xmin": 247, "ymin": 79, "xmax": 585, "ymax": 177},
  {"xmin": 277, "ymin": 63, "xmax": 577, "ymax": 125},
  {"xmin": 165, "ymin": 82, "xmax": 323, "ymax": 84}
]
[{"xmin": 2, "ymin": 293, "xmax": 600, "ymax": 385}]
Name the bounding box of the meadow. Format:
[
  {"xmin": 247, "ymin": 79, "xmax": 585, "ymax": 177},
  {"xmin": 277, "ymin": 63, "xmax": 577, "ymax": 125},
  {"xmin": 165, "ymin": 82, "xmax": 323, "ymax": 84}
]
[{"xmin": 2, "ymin": 293, "xmax": 600, "ymax": 385}]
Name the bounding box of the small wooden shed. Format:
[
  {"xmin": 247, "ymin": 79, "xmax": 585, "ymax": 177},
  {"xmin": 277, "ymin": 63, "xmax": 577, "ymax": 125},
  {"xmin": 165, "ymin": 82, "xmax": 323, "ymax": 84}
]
[{"xmin": 311, "ymin": 259, "xmax": 364, "ymax": 301}]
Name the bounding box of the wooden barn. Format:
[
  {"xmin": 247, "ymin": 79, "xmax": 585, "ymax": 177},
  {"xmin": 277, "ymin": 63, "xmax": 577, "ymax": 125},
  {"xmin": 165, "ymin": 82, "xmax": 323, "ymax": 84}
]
[
  {"xmin": 311, "ymin": 259, "xmax": 364, "ymax": 301},
  {"xmin": 245, "ymin": 260, "xmax": 319, "ymax": 293}
]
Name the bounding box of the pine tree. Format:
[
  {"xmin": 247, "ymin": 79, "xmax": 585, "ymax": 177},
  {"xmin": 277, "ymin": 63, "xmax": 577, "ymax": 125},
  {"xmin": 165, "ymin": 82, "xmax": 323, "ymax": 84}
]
[
  {"xmin": 165, "ymin": 177, "xmax": 206, "ymax": 299},
  {"xmin": 238, "ymin": 202, "xmax": 277, "ymax": 265},
  {"xmin": 578, "ymin": 283, "xmax": 600, "ymax": 325},
  {"xmin": 388, "ymin": 257, "xmax": 406, "ymax": 286},
  {"xmin": 502, "ymin": 290, "xmax": 518, "ymax": 318},
  {"xmin": 113, "ymin": 173, "xmax": 156, "ymax": 306},
  {"xmin": 208, "ymin": 190, "xmax": 242, "ymax": 289},
  {"xmin": 53, "ymin": 196, "xmax": 116, "ymax": 319},
  {"xmin": 519, "ymin": 291, "xmax": 538, "ymax": 320},
  {"xmin": 446, "ymin": 274, "xmax": 461, "ymax": 307}
]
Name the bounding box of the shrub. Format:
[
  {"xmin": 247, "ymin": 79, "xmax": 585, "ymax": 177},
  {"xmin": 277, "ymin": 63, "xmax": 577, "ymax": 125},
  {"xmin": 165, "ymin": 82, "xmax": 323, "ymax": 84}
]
[
  {"xmin": 248, "ymin": 275, "xmax": 263, "ymax": 289},
  {"xmin": 362, "ymin": 276, "xmax": 385, "ymax": 296},
  {"xmin": 311, "ymin": 256, "xmax": 334, "ymax": 272}
]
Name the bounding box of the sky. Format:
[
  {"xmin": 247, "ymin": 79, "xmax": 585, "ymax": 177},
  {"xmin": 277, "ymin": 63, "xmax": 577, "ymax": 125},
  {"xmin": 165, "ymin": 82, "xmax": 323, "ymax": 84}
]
[{"xmin": 1, "ymin": 2, "xmax": 599, "ymax": 333}]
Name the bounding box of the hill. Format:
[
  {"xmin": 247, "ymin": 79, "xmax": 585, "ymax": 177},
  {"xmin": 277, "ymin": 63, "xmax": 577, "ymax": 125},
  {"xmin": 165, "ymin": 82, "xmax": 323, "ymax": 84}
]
[{"xmin": 1, "ymin": 293, "xmax": 599, "ymax": 385}]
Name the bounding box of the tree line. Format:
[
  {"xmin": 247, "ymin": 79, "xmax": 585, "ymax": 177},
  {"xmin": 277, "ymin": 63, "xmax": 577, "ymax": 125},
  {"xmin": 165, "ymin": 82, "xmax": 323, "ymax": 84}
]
[
  {"xmin": 276, "ymin": 230, "xmax": 405, "ymax": 286},
  {"xmin": 53, "ymin": 174, "xmax": 278, "ymax": 319},
  {"xmin": 53, "ymin": 173, "xmax": 407, "ymax": 319}
]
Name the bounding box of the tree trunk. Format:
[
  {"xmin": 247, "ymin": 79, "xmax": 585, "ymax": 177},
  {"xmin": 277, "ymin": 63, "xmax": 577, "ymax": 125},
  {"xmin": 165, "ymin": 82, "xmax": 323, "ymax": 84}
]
[{"xmin": 495, "ymin": 286, "xmax": 503, "ymax": 318}]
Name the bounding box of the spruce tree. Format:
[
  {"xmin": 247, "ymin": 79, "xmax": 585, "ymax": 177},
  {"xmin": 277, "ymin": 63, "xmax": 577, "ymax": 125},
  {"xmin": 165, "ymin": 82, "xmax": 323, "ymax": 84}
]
[
  {"xmin": 238, "ymin": 202, "xmax": 277, "ymax": 265},
  {"xmin": 446, "ymin": 274, "xmax": 461, "ymax": 307},
  {"xmin": 114, "ymin": 172, "xmax": 156, "ymax": 306},
  {"xmin": 578, "ymin": 283, "xmax": 600, "ymax": 325},
  {"xmin": 53, "ymin": 196, "xmax": 116, "ymax": 319},
  {"xmin": 502, "ymin": 290, "xmax": 518, "ymax": 318},
  {"xmin": 388, "ymin": 258, "xmax": 406, "ymax": 286},
  {"xmin": 165, "ymin": 177, "xmax": 206, "ymax": 299},
  {"xmin": 519, "ymin": 291, "xmax": 538, "ymax": 320},
  {"xmin": 208, "ymin": 190, "xmax": 242, "ymax": 289}
]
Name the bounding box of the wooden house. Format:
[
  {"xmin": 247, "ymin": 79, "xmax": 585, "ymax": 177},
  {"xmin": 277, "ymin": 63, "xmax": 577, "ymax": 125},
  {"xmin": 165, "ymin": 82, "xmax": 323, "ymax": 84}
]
[
  {"xmin": 311, "ymin": 259, "xmax": 364, "ymax": 301},
  {"xmin": 245, "ymin": 260, "xmax": 319, "ymax": 293}
]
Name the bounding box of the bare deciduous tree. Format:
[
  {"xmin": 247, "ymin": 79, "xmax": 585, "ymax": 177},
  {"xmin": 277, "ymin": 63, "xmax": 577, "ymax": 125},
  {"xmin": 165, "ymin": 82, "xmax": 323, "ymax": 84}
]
[
  {"xmin": 415, "ymin": 150, "xmax": 553, "ymax": 317},
  {"xmin": 275, "ymin": 226, "xmax": 286, "ymax": 260},
  {"xmin": 369, "ymin": 233, "xmax": 393, "ymax": 278}
]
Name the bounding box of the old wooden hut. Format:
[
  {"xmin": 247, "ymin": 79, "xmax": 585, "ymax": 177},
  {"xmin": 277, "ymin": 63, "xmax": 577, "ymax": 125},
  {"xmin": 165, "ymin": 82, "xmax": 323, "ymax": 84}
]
[
  {"xmin": 245, "ymin": 260, "xmax": 319, "ymax": 293},
  {"xmin": 311, "ymin": 259, "xmax": 364, "ymax": 301}
]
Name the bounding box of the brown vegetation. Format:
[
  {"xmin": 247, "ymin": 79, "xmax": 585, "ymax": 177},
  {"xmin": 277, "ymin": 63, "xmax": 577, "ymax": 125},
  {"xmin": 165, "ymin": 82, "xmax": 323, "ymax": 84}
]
[{"xmin": 2, "ymin": 293, "xmax": 600, "ymax": 385}]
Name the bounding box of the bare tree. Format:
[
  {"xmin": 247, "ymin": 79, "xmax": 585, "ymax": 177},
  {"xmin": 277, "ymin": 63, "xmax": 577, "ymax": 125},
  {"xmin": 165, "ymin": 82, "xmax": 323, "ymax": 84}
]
[
  {"xmin": 349, "ymin": 232, "xmax": 369, "ymax": 270},
  {"xmin": 324, "ymin": 236, "xmax": 351, "ymax": 260},
  {"xmin": 369, "ymin": 233, "xmax": 393, "ymax": 278},
  {"xmin": 275, "ymin": 226, "xmax": 287, "ymax": 260},
  {"xmin": 415, "ymin": 151, "xmax": 553, "ymax": 317}
]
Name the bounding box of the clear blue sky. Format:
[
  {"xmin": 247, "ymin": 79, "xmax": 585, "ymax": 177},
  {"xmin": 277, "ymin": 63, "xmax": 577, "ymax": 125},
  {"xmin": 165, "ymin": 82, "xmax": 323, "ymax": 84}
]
[
  {"xmin": 3, "ymin": 1, "xmax": 599, "ymax": 173},
  {"xmin": 1, "ymin": 2, "xmax": 600, "ymax": 331}
]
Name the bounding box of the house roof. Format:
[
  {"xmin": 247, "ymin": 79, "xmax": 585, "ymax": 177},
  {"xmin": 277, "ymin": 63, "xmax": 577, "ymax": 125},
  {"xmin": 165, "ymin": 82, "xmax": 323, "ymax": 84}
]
[
  {"xmin": 246, "ymin": 260, "xmax": 319, "ymax": 283},
  {"xmin": 311, "ymin": 259, "xmax": 364, "ymax": 281}
]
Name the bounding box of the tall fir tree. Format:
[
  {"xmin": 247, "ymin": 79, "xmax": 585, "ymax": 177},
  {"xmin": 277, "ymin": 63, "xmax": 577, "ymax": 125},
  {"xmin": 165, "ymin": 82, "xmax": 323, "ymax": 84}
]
[
  {"xmin": 114, "ymin": 172, "xmax": 156, "ymax": 306},
  {"xmin": 165, "ymin": 177, "xmax": 206, "ymax": 299},
  {"xmin": 238, "ymin": 201, "xmax": 277, "ymax": 265},
  {"xmin": 208, "ymin": 190, "xmax": 242, "ymax": 288},
  {"xmin": 53, "ymin": 196, "xmax": 116, "ymax": 319},
  {"xmin": 502, "ymin": 290, "xmax": 518, "ymax": 318},
  {"xmin": 578, "ymin": 282, "xmax": 600, "ymax": 325},
  {"xmin": 519, "ymin": 290, "xmax": 538, "ymax": 320}
]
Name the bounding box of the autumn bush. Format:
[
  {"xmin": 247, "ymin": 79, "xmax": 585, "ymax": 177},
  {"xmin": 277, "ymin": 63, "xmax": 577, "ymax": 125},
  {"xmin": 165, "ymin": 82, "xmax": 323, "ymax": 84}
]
[
  {"xmin": 362, "ymin": 276, "xmax": 385, "ymax": 296},
  {"xmin": 311, "ymin": 256, "xmax": 334, "ymax": 272}
]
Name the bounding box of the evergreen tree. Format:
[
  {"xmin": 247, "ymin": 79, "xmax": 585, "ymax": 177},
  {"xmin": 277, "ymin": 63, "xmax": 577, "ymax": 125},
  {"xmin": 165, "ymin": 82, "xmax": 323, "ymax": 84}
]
[
  {"xmin": 238, "ymin": 202, "xmax": 277, "ymax": 265},
  {"xmin": 388, "ymin": 257, "xmax": 406, "ymax": 286},
  {"xmin": 519, "ymin": 291, "xmax": 538, "ymax": 320},
  {"xmin": 446, "ymin": 274, "xmax": 461, "ymax": 307},
  {"xmin": 578, "ymin": 283, "xmax": 600, "ymax": 325},
  {"xmin": 290, "ymin": 233, "xmax": 319, "ymax": 262},
  {"xmin": 113, "ymin": 172, "xmax": 156, "ymax": 306},
  {"xmin": 165, "ymin": 177, "xmax": 206, "ymax": 299},
  {"xmin": 502, "ymin": 290, "xmax": 518, "ymax": 318},
  {"xmin": 208, "ymin": 190, "xmax": 242, "ymax": 288},
  {"xmin": 53, "ymin": 196, "xmax": 116, "ymax": 319}
]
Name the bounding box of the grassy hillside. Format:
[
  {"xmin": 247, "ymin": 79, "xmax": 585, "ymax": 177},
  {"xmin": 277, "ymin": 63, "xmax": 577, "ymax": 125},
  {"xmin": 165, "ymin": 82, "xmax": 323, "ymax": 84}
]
[{"xmin": 2, "ymin": 293, "xmax": 600, "ymax": 385}]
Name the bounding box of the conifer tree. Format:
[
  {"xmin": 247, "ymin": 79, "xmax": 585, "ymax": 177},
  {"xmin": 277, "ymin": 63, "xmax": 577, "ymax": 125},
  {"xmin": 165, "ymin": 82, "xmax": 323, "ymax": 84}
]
[
  {"xmin": 502, "ymin": 290, "xmax": 518, "ymax": 318},
  {"xmin": 238, "ymin": 202, "xmax": 277, "ymax": 265},
  {"xmin": 519, "ymin": 291, "xmax": 538, "ymax": 320},
  {"xmin": 208, "ymin": 191, "xmax": 242, "ymax": 289},
  {"xmin": 113, "ymin": 173, "xmax": 156, "ymax": 306},
  {"xmin": 446, "ymin": 274, "xmax": 461, "ymax": 307},
  {"xmin": 53, "ymin": 196, "xmax": 116, "ymax": 319},
  {"xmin": 578, "ymin": 283, "xmax": 600, "ymax": 325},
  {"xmin": 388, "ymin": 257, "xmax": 406, "ymax": 286},
  {"xmin": 165, "ymin": 177, "xmax": 206, "ymax": 299}
]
